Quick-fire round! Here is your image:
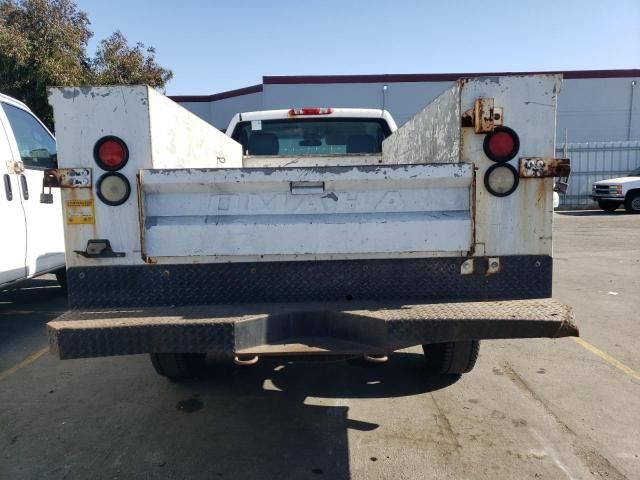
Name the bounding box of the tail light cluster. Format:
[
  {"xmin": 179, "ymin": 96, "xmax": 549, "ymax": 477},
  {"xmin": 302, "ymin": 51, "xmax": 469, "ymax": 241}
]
[
  {"xmin": 483, "ymin": 127, "xmax": 520, "ymax": 197},
  {"xmin": 93, "ymin": 136, "xmax": 131, "ymax": 206}
]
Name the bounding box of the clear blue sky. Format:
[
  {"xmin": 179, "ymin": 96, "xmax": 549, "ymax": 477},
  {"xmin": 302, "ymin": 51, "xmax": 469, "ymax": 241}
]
[{"xmin": 76, "ymin": 0, "xmax": 639, "ymax": 96}]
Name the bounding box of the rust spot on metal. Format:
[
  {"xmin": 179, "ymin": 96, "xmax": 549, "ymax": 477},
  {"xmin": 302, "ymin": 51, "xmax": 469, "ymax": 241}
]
[
  {"xmin": 462, "ymin": 98, "xmax": 503, "ymax": 133},
  {"xmin": 135, "ymin": 173, "xmax": 148, "ymax": 262},
  {"xmin": 461, "ymin": 110, "xmax": 474, "ymax": 128},
  {"xmin": 466, "ymin": 167, "xmax": 477, "ymax": 257},
  {"xmin": 536, "ymin": 178, "xmax": 545, "ymax": 205},
  {"xmin": 43, "ymin": 169, "xmax": 61, "ymax": 188}
]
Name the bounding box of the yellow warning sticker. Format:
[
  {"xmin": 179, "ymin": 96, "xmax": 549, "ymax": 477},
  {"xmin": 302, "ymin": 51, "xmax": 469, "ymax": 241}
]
[{"xmin": 66, "ymin": 199, "xmax": 95, "ymax": 224}]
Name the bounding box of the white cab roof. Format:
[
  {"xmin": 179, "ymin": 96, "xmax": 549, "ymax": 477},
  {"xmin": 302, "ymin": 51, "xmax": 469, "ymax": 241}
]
[{"xmin": 226, "ymin": 108, "xmax": 398, "ymax": 135}]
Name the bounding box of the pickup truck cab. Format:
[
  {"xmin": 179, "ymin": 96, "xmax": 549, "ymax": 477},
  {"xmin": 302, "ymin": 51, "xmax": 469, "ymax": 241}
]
[
  {"xmin": 226, "ymin": 107, "xmax": 397, "ymax": 160},
  {"xmin": 0, "ymin": 93, "xmax": 65, "ymax": 288},
  {"xmin": 591, "ymin": 167, "xmax": 640, "ymax": 213}
]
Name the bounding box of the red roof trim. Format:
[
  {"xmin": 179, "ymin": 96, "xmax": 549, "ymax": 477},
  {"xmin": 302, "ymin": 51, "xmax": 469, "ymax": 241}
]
[
  {"xmin": 263, "ymin": 69, "xmax": 640, "ymax": 85},
  {"xmin": 169, "ymin": 70, "xmax": 639, "ymax": 102},
  {"xmin": 170, "ymin": 84, "xmax": 263, "ymax": 103}
]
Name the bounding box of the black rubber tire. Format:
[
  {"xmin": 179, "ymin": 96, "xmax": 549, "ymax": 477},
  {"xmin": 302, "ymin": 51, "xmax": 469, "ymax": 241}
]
[
  {"xmin": 624, "ymin": 192, "xmax": 640, "ymax": 214},
  {"xmin": 54, "ymin": 268, "xmax": 67, "ymax": 288},
  {"xmin": 422, "ymin": 340, "xmax": 480, "ymax": 375},
  {"xmin": 598, "ymin": 200, "xmax": 620, "ymax": 212},
  {"xmin": 149, "ymin": 352, "xmax": 207, "ymax": 379}
]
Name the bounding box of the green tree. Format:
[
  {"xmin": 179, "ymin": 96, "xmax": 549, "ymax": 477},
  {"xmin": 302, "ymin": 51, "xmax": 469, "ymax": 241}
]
[
  {"xmin": 91, "ymin": 31, "xmax": 173, "ymax": 89},
  {"xmin": 0, "ymin": 0, "xmax": 172, "ymax": 129}
]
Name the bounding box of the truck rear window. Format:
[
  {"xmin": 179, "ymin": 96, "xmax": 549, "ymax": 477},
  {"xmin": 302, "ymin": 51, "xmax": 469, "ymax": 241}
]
[{"xmin": 231, "ymin": 118, "xmax": 391, "ymax": 156}]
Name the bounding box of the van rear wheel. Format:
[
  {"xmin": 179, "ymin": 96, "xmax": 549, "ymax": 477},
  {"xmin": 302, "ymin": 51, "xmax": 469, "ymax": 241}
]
[
  {"xmin": 422, "ymin": 340, "xmax": 480, "ymax": 375},
  {"xmin": 150, "ymin": 352, "xmax": 206, "ymax": 379}
]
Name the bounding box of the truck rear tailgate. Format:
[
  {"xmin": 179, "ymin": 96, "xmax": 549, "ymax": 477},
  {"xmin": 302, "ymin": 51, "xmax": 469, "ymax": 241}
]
[{"xmin": 140, "ymin": 163, "xmax": 473, "ymax": 260}]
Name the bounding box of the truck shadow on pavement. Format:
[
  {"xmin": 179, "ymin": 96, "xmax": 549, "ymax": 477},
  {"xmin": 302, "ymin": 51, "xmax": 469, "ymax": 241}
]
[{"xmin": 138, "ymin": 356, "xmax": 460, "ymax": 480}]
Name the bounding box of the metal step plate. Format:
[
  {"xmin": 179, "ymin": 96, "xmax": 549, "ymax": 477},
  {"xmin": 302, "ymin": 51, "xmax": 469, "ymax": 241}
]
[{"xmin": 48, "ymin": 298, "xmax": 576, "ymax": 360}]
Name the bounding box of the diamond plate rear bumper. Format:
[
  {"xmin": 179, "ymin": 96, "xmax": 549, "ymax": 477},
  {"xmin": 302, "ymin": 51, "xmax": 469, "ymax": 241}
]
[
  {"xmin": 65, "ymin": 256, "xmax": 553, "ymax": 309},
  {"xmin": 47, "ymin": 299, "xmax": 578, "ymax": 359}
]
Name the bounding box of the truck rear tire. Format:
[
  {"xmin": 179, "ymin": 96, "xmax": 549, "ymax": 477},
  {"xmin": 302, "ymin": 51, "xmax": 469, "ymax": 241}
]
[
  {"xmin": 598, "ymin": 200, "xmax": 620, "ymax": 212},
  {"xmin": 422, "ymin": 340, "xmax": 480, "ymax": 375},
  {"xmin": 149, "ymin": 352, "xmax": 206, "ymax": 379},
  {"xmin": 624, "ymin": 192, "xmax": 640, "ymax": 213}
]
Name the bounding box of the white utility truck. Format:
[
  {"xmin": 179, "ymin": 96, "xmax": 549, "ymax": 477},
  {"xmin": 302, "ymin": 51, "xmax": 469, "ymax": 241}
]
[
  {"xmin": 45, "ymin": 75, "xmax": 577, "ymax": 379},
  {"xmin": 0, "ymin": 93, "xmax": 65, "ymax": 288}
]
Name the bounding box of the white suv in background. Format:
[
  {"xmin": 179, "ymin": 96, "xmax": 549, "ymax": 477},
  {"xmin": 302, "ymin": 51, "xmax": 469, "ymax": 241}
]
[
  {"xmin": 0, "ymin": 93, "xmax": 65, "ymax": 288},
  {"xmin": 591, "ymin": 167, "xmax": 640, "ymax": 213}
]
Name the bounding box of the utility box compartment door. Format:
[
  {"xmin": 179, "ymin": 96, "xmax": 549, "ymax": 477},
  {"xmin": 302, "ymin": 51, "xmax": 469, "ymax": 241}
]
[{"xmin": 140, "ymin": 164, "xmax": 473, "ymax": 260}]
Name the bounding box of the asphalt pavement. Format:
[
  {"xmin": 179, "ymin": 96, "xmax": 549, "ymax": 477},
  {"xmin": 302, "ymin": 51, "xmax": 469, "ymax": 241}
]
[{"xmin": 1, "ymin": 211, "xmax": 638, "ymax": 480}]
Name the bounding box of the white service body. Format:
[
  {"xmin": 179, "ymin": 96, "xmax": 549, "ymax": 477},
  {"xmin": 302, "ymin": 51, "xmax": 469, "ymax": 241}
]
[{"xmin": 49, "ymin": 76, "xmax": 560, "ymax": 268}]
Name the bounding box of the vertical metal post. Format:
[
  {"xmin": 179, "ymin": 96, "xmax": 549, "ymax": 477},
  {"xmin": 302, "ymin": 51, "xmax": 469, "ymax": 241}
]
[
  {"xmin": 562, "ymin": 129, "xmax": 568, "ymax": 208},
  {"xmin": 628, "ymin": 80, "xmax": 637, "ymax": 141}
]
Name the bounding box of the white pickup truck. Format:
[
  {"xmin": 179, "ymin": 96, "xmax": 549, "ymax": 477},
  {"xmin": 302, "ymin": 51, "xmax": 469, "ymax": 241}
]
[
  {"xmin": 591, "ymin": 167, "xmax": 640, "ymax": 213},
  {"xmin": 45, "ymin": 75, "xmax": 577, "ymax": 380}
]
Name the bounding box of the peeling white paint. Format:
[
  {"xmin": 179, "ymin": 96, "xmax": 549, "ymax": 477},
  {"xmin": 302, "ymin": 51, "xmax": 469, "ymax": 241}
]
[{"xmin": 382, "ymin": 83, "xmax": 461, "ymax": 164}]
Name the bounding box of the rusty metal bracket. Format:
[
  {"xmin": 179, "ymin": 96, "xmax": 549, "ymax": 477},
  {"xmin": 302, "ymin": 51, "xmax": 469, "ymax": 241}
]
[
  {"xmin": 519, "ymin": 157, "xmax": 570, "ymax": 178},
  {"xmin": 461, "ymin": 98, "xmax": 503, "ymax": 133},
  {"xmin": 44, "ymin": 168, "xmax": 92, "ymax": 188},
  {"xmin": 519, "ymin": 158, "xmax": 571, "ymax": 194}
]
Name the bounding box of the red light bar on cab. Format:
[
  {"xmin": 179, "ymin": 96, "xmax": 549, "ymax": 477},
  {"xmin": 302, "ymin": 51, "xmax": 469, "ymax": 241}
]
[{"xmin": 288, "ymin": 107, "xmax": 333, "ymax": 116}]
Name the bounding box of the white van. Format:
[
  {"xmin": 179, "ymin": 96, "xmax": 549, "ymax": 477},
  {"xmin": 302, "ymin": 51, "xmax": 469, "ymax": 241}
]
[{"xmin": 0, "ymin": 93, "xmax": 65, "ymax": 288}]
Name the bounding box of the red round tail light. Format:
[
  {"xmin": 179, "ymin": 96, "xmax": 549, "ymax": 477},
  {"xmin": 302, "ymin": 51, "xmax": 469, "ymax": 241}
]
[
  {"xmin": 483, "ymin": 127, "xmax": 519, "ymax": 162},
  {"xmin": 94, "ymin": 136, "xmax": 129, "ymax": 171}
]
